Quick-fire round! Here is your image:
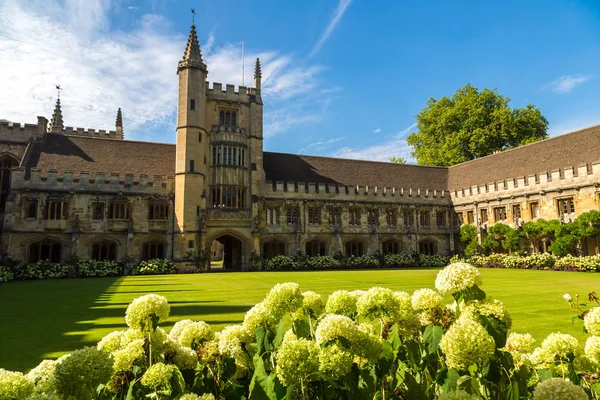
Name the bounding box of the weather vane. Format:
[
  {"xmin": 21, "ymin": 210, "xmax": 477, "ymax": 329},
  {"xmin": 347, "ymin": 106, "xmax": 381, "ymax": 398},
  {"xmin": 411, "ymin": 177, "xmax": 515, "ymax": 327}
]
[
  {"xmin": 191, "ymin": 8, "xmax": 196, "ymax": 25},
  {"xmin": 56, "ymin": 85, "xmax": 62, "ymax": 99}
]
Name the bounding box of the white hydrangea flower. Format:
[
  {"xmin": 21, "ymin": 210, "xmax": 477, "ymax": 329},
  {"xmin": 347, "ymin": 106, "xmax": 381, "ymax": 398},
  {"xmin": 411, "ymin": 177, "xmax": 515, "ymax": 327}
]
[
  {"xmin": 584, "ymin": 336, "xmax": 600, "ymax": 364},
  {"xmin": 540, "ymin": 332, "xmax": 580, "ymax": 359},
  {"xmin": 584, "ymin": 307, "xmax": 600, "ymax": 336},
  {"xmin": 97, "ymin": 330, "xmax": 126, "ymax": 353},
  {"xmin": 462, "ymin": 299, "xmax": 512, "ymax": 328},
  {"xmin": 435, "ymin": 262, "xmax": 483, "ymax": 295},
  {"xmin": 26, "ymin": 359, "xmax": 57, "ymax": 394},
  {"xmin": 318, "ymin": 344, "xmax": 353, "ymax": 378},
  {"xmin": 170, "ymin": 320, "xmax": 214, "ymax": 348},
  {"xmin": 275, "ymin": 330, "xmax": 319, "ymax": 386},
  {"xmin": 263, "ymin": 282, "xmax": 304, "ymax": 314},
  {"xmin": 533, "ymin": 378, "xmax": 587, "ymax": 400},
  {"xmin": 113, "ymin": 339, "xmax": 145, "ymax": 372},
  {"xmin": 172, "ymin": 345, "xmax": 199, "ymax": 370},
  {"xmin": 440, "ymin": 317, "xmax": 495, "ymax": 370},
  {"xmin": 357, "ymin": 287, "xmax": 404, "ymax": 322},
  {"xmin": 0, "ymin": 369, "xmax": 34, "ymax": 399},
  {"xmin": 325, "ymin": 290, "xmax": 358, "ymax": 315},
  {"xmin": 125, "ymin": 294, "xmax": 170, "ymax": 331},
  {"xmin": 140, "ymin": 363, "xmax": 176, "ymax": 389},
  {"xmin": 300, "ymin": 291, "xmax": 324, "ymax": 317},
  {"xmin": 411, "ymin": 288, "xmax": 444, "ymax": 311},
  {"xmin": 505, "ymin": 333, "xmax": 536, "ymax": 354}
]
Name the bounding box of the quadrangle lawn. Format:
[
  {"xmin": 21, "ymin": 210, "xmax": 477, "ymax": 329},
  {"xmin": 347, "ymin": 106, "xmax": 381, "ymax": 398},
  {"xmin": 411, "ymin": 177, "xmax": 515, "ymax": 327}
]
[{"xmin": 1, "ymin": 268, "xmax": 599, "ymax": 372}]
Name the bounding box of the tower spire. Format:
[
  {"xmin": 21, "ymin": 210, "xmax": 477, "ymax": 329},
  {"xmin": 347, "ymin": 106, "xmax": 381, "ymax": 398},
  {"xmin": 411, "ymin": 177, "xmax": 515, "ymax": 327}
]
[
  {"xmin": 254, "ymin": 58, "xmax": 262, "ymax": 90},
  {"xmin": 49, "ymin": 94, "xmax": 64, "ymax": 133},
  {"xmin": 178, "ymin": 23, "xmax": 207, "ymax": 73}
]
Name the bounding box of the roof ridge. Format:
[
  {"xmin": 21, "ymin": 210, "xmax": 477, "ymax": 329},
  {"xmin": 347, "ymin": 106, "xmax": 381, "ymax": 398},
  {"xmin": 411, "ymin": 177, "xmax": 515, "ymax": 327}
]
[
  {"xmin": 449, "ymin": 123, "xmax": 600, "ymax": 169},
  {"xmin": 63, "ymin": 134, "xmax": 175, "ymax": 146},
  {"xmin": 263, "ymin": 151, "xmax": 449, "ymax": 170}
]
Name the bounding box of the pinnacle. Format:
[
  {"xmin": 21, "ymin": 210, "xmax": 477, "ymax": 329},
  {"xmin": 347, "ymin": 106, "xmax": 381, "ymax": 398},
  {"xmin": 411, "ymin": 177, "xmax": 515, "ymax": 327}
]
[
  {"xmin": 180, "ymin": 24, "xmax": 206, "ymax": 69},
  {"xmin": 49, "ymin": 98, "xmax": 64, "ymax": 132},
  {"xmin": 115, "ymin": 108, "xmax": 123, "ymax": 127},
  {"xmin": 254, "ymin": 58, "xmax": 262, "ymax": 79}
]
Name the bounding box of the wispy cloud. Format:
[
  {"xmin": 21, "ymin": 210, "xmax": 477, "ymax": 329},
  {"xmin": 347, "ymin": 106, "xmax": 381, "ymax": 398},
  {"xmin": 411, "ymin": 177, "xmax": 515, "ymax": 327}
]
[
  {"xmin": 543, "ymin": 74, "xmax": 591, "ymax": 93},
  {"xmin": 309, "ymin": 0, "xmax": 352, "ymax": 58},
  {"xmin": 299, "ymin": 137, "xmax": 345, "ymax": 153},
  {"xmin": 372, "ymin": 128, "xmax": 381, "ymax": 133},
  {"xmin": 0, "ymin": 0, "xmax": 332, "ymax": 141},
  {"xmin": 331, "ymin": 123, "xmax": 417, "ymax": 163}
]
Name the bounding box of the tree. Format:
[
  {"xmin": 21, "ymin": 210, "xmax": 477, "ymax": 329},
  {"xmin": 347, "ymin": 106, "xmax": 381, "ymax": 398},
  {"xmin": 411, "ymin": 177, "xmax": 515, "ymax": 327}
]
[
  {"xmin": 406, "ymin": 84, "xmax": 548, "ymax": 166},
  {"xmin": 481, "ymin": 223, "xmax": 521, "ymax": 254},
  {"xmin": 388, "ymin": 156, "xmax": 406, "ymax": 164}
]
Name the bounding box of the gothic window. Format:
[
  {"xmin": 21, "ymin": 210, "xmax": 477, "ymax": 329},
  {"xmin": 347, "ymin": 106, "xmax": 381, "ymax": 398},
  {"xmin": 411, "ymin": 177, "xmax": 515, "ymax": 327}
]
[
  {"xmin": 306, "ymin": 240, "xmax": 326, "ymax": 257},
  {"xmin": 345, "ymin": 240, "xmax": 364, "ymax": 257},
  {"xmin": 149, "ymin": 203, "xmax": 168, "ymax": 220},
  {"xmin": 367, "ymin": 209, "xmax": 378, "ymax": 227},
  {"xmin": 267, "ymin": 208, "xmax": 279, "ymax": 225},
  {"xmin": 287, "ymin": 206, "xmax": 300, "ymax": 225},
  {"xmin": 493, "ymin": 207, "xmax": 507, "ymax": 222},
  {"xmin": 436, "ymin": 211, "xmax": 447, "ymax": 227},
  {"xmin": 419, "ymin": 240, "xmax": 436, "ymax": 256},
  {"xmin": 308, "ymin": 207, "xmax": 320, "ymax": 225},
  {"xmin": 382, "ymin": 240, "xmax": 400, "ymax": 255},
  {"xmin": 189, "ymin": 160, "xmax": 195, "ymax": 172},
  {"xmin": 44, "ymin": 200, "xmax": 66, "ymax": 220},
  {"xmin": 349, "ymin": 208, "xmax": 361, "ymax": 227},
  {"xmin": 419, "ymin": 210, "xmax": 430, "ymax": 227},
  {"xmin": 512, "ymin": 204, "xmax": 522, "ymax": 222},
  {"xmin": 219, "ymin": 110, "xmax": 237, "ymax": 127},
  {"xmin": 262, "ymin": 241, "xmax": 286, "ymax": 259},
  {"xmin": 480, "ymin": 209, "xmax": 488, "ymax": 224},
  {"xmin": 142, "ymin": 241, "xmax": 165, "ymax": 260},
  {"xmin": 0, "ymin": 156, "xmax": 17, "ymax": 211},
  {"xmin": 92, "ymin": 202, "xmax": 105, "ymax": 220},
  {"xmin": 454, "ymin": 212, "xmax": 463, "ymax": 226},
  {"xmin": 467, "ymin": 210, "xmax": 474, "ymax": 224},
  {"xmin": 211, "ymin": 186, "xmax": 246, "ymax": 208},
  {"xmin": 109, "ymin": 202, "xmax": 130, "ymax": 220},
  {"xmin": 329, "ymin": 208, "xmax": 341, "ymax": 226},
  {"xmin": 557, "ymin": 198, "xmax": 575, "ymax": 216},
  {"xmin": 26, "ymin": 200, "xmax": 38, "ymax": 219},
  {"xmin": 92, "ymin": 241, "xmax": 117, "ymax": 261},
  {"xmin": 403, "ymin": 211, "xmax": 414, "ymax": 227},
  {"xmin": 529, "ymin": 202, "xmax": 540, "ymax": 219},
  {"xmin": 190, "ymin": 99, "xmax": 196, "ymax": 110},
  {"xmin": 386, "ymin": 209, "xmax": 397, "ymax": 227},
  {"xmin": 28, "ymin": 239, "xmax": 62, "ymax": 263}
]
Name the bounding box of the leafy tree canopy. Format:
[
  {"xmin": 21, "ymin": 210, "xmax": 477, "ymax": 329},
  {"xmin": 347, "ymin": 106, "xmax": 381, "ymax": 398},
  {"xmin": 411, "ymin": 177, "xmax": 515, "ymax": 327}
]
[
  {"xmin": 406, "ymin": 84, "xmax": 549, "ymax": 166},
  {"xmin": 388, "ymin": 156, "xmax": 406, "ymax": 164}
]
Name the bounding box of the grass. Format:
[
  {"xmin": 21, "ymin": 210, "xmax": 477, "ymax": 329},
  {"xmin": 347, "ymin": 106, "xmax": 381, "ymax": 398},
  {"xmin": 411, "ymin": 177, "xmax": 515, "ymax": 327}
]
[{"xmin": 1, "ymin": 268, "xmax": 599, "ymax": 372}]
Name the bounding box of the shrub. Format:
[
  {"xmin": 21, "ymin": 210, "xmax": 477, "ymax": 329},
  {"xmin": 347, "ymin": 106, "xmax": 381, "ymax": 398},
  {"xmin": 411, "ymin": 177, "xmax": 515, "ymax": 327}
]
[
  {"xmin": 346, "ymin": 255, "xmax": 379, "ymax": 268},
  {"xmin": 263, "ymin": 255, "xmax": 298, "ymax": 271},
  {"xmin": 133, "ymin": 258, "xmax": 176, "ymax": 275},
  {"xmin": 0, "ymin": 266, "xmax": 14, "ymax": 283},
  {"xmin": 383, "ymin": 253, "xmax": 415, "ymax": 268},
  {"xmin": 304, "ymin": 256, "xmax": 340, "ymax": 269},
  {"xmin": 75, "ymin": 259, "xmax": 121, "ymax": 277},
  {"xmin": 418, "ymin": 254, "xmax": 448, "ymax": 268}
]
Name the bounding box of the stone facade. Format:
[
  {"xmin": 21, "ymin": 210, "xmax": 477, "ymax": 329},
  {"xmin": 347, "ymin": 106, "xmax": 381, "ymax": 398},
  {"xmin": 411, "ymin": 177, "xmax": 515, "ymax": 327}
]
[{"xmin": 0, "ymin": 24, "xmax": 598, "ymax": 268}]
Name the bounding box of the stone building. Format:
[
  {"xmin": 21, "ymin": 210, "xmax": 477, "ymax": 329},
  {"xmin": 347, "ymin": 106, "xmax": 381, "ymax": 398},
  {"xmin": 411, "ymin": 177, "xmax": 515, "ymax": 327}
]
[{"xmin": 0, "ymin": 24, "xmax": 598, "ymax": 268}]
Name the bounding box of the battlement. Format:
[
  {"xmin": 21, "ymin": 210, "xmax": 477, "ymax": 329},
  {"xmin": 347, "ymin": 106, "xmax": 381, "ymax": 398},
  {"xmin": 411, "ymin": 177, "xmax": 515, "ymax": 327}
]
[
  {"xmin": 10, "ymin": 168, "xmax": 172, "ymax": 194},
  {"xmin": 206, "ymin": 82, "xmax": 259, "ymax": 102},
  {"xmin": 451, "ymin": 161, "xmax": 600, "ymax": 204},
  {"xmin": 61, "ymin": 127, "xmax": 119, "ymax": 139},
  {"xmin": 264, "ymin": 180, "xmax": 449, "ymax": 204},
  {"xmin": 0, "ymin": 117, "xmax": 46, "ymax": 142}
]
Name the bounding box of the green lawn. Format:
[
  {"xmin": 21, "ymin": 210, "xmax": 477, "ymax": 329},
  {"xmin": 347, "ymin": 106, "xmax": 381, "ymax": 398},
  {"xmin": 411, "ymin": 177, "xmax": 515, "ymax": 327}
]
[{"xmin": 1, "ymin": 269, "xmax": 599, "ymax": 372}]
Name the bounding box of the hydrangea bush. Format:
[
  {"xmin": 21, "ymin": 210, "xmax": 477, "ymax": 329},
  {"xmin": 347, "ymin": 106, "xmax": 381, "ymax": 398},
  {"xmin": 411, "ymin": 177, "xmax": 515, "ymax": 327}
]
[{"xmin": 2, "ymin": 262, "xmax": 600, "ymax": 399}]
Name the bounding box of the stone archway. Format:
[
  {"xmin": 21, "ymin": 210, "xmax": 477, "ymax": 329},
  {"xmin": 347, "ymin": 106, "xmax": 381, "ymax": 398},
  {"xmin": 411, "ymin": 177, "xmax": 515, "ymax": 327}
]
[{"xmin": 213, "ymin": 234, "xmax": 243, "ymax": 270}]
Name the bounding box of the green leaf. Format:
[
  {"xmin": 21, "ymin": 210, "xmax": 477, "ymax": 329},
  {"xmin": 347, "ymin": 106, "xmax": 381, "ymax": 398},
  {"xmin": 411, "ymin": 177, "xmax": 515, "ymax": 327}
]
[
  {"xmin": 477, "ymin": 315, "xmax": 508, "ymax": 348},
  {"xmin": 387, "ymin": 324, "xmax": 402, "ymax": 352},
  {"xmin": 506, "ymin": 381, "xmax": 519, "ymax": 400},
  {"xmin": 537, "ymin": 369, "xmax": 553, "ymax": 381},
  {"xmin": 249, "ymin": 353, "xmax": 281, "ymax": 400},
  {"xmin": 255, "ymin": 325, "xmax": 273, "ymax": 356},
  {"xmin": 273, "ymin": 316, "xmax": 292, "ymax": 349},
  {"xmin": 442, "ymin": 368, "xmax": 459, "ymax": 392},
  {"xmin": 423, "ymin": 325, "xmax": 443, "ymax": 354},
  {"xmin": 292, "ymin": 318, "xmax": 311, "ymax": 339}
]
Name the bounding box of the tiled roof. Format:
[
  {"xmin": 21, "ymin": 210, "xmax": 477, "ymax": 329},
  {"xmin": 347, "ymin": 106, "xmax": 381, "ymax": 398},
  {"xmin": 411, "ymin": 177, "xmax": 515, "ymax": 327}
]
[
  {"xmin": 263, "ymin": 152, "xmax": 448, "ymax": 189},
  {"xmin": 24, "ymin": 134, "xmax": 176, "ymax": 177},
  {"xmin": 447, "ymin": 124, "xmax": 600, "ymax": 190}
]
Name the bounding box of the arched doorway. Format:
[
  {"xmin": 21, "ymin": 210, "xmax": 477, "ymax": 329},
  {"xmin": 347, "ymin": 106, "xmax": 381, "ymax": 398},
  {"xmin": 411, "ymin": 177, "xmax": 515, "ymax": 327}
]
[{"xmin": 213, "ymin": 235, "xmax": 243, "ymax": 270}]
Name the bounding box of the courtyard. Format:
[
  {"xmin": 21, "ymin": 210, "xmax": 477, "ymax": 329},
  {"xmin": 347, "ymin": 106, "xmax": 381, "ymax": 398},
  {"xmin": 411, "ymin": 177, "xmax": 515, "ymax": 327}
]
[{"xmin": 1, "ymin": 268, "xmax": 598, "ymax": 372}]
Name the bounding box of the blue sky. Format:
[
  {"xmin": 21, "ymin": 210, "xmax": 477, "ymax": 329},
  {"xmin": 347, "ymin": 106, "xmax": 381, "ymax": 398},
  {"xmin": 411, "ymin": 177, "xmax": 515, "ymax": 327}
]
[{"xmin": 1, "ymin": 0, "xmax": 599, "ymax": 162}]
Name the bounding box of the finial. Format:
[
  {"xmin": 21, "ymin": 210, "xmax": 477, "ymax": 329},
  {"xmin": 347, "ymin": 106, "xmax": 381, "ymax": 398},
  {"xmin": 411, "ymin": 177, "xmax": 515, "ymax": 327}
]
[
  {"xmin": 191, "ymin": 8, "xmax": 195, "ymax": 25},
  {"xmin": 56, "ymin": 84, "xmax": 62, "ymax": 100},
  {"xmin": 254, "ymin": 58, "xmax": 262, "ymax": 79},
  {"xmin": 178, "ymin": 23, "xmax": 207, "ymax": 73}
]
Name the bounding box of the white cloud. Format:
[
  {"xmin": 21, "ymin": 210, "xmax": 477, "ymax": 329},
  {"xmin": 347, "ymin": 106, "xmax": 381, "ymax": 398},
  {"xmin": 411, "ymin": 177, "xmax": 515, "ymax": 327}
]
[
  {"xmin": 331, "ymin": 123, "xmax": 417, "ymax": 163},
  {"xmin": 310, "ymin": 0, "xmax": 352, "ymax": 58},
  {"xmin": 298, "ymin": 137, "xmax": 345, "ymax": 153},
  {"xmin": 0, "ymin": 0, "xmax": 331, "ymax": 141},
  {"xmin": 372, "ymin": 128, "xmax": 381, "ymax": 133},
  {"xmin": 543, "ymin": 75, "xmax": 591, "ymax": 93}
]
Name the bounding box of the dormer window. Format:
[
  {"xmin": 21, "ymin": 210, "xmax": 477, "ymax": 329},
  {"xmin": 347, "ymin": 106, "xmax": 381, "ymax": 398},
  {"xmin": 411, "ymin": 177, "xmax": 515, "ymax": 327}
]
[{"xmin": 219, "ymin": 110, "xmax": 237, "ymax": 127}]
